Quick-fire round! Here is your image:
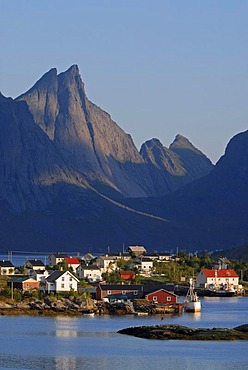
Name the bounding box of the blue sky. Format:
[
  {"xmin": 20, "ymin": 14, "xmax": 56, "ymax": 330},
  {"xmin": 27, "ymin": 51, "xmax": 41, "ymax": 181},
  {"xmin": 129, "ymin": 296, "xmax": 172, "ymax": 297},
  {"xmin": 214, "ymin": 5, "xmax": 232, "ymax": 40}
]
[{"xmin": 1, "ymin": 0, "xmax": 247, "ymax": 163}]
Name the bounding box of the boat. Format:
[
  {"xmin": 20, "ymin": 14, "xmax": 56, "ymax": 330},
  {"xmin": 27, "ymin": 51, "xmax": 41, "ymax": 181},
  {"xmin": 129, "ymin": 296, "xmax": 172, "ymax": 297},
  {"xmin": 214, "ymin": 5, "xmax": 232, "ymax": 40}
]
[
  {"xmin": 205, "ymin": 270, "xmax": 236, "ymax": 297},
  {"xmin": 184, "ymin": 278, "xmax": 201, "ymax": 313},
  {"xmin": 205, "ymin": 287, "xmax": 235, "ymax": 297},
  {"xmin": 83, "ymin": 312, "xmax": 95, "ymax": 316}
]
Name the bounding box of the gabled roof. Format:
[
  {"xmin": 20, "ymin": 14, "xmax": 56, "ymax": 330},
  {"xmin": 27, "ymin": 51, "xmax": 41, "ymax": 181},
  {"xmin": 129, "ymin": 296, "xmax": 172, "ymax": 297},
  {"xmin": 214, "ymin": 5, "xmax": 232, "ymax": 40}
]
[
  {"xmin": 65, "ymin": 257, "xmax": 80, "ymax": 265},
  {"xmin": 46, "ymin": 270, "xmax": 64, "ymax": 282},
  {"xmin": 202, "ymin": 269, "xmax": 238, "ymax": 278},
  {"xmin": 9, "ymin": 276, "xmax": 37, "ymax": 283},
  {"xmin": 49, "ymin": 253, "xmax": 69, "ymax": 258},
  {"xmin": 145, "ymin": 288, "xmax": 177, "ymax": 297},
  {"xmin": 79, "ymin": 264, "xmax": 100, "ymax": 271},
  {"xmin": 127, "ymin": 246, "xmax": 146, "ymax": 253},
  {"xmin": 46, "ymin": 270, "xmax": 79, "ymax": 283},
  {"xmin": 0, "ymin": 260, "xmax": 14, "ymax": 267},
  {"xmin": 26, "ymin": 259, "xmax": 45, "ymax": 266},
  {"xmin": 98, "ymin": 284, "xmax": 143, "ymax": 291}
]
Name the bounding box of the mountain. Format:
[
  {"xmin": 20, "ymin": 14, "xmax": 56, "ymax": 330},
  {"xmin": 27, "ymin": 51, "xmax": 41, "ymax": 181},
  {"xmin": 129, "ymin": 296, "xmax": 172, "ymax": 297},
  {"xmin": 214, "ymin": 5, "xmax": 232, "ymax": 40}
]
[
  {"xmin": 0, "ymin": 95, "xmax": 94, "ymax": 214},
  {"xmin": 17, "ymin": 65, "xmax": 213, "ymax": 198},
  {"xmin": 125, "ymin": 130, "xmax": 248, "ymax": 250},
  {"xmin": 4, "ymin": 64, "xmax": 245, "ymax": 253},
  {"xmin": 140, "ymin": 136, "xmax": 213, "ymax": 195}
]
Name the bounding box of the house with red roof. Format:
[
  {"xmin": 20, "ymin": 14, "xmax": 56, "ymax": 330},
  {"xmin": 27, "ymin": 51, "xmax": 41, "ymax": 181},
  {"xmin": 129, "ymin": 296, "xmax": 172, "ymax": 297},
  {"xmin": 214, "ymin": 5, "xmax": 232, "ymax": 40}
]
[
  {"xmin": 65, "ymin": 257, "xmax": 80, "ymax": 273},
  {"xmin": 196, "ymin": 269, "xmax": 239, "ymax": 290}
]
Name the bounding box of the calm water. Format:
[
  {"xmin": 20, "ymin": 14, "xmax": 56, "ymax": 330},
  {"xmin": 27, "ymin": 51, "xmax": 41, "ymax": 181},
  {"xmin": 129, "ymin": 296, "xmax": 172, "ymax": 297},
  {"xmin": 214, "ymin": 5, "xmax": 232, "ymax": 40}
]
[{"xmin": 0, "ymin": 297, "xmax": 248, "ymax": 370}]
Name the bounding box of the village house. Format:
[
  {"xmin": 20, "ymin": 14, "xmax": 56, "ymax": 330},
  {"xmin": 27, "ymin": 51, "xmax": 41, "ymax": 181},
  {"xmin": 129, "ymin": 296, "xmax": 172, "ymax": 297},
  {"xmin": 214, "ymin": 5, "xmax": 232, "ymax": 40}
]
[
  {"xmin": 24, "ymin": 259, "xmax": 45, "ymax": 273},
  {"xmin": 146, "ymin": 253, "xmax": 175, "ymax": 262},
  {"xmin": 8, "ymin": 276, "xmax": 39, "ymax": 291},
  {"xmin": 196, "ymin": 269, "xmax": 239, "ymax": 290},
  {"xmin": 0, "ymin": 260, "xmax": 15, "ymax": 275},
  {"xmin": 95, "ymin": 255, "xmax": 119, "ymax": 273},
  {"xmin": 76, "ymin": 264, "xmax": 101, "ymax": 282},
  {"xmin": 127, "ymin": 245, "xmax": 146, "ymax": 257},
  {"xmin": 119, "ymin": 270, "xmax": 136, "ymax": 282},
  {"xmin": 48, "ymin": 253, "xmax": 68, "ymax": 268},
  {"xmin": 129, "ymin": 257, "xmax": 153, "ymax": 275},
  {"xmin": 65, "ymin": 257, "xmax": 80, "ymax": 273},
  {"xmin": 145, "ymin": 289, "xmax": 178, "ymax": 304},
  {"xmin": 30, "ymin": 269, "xmax": 50, "ymax": 283},
  {"xmin": 45, "ymin": 270, "xmax": 79, "ymax": 293},
  {"xmin": 96, "ymin": 283, "xmax": 143, "ymax": 301},
  {"xmin": 81, "ymin": 253, "xmax": 95, "ymax": 264}
]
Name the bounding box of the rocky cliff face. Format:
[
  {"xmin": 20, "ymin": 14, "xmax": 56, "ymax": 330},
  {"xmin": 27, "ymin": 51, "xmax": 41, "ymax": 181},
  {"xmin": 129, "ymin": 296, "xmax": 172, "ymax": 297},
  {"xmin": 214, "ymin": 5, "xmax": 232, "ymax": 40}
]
[
  {"xmin": 0, "ymin": 95, "xmax": 89, "ymax": 213},
  {"xmin": 0, "ymin": 65, "xmax": 229, "ymax": 251},
  {"xmin": 17, "ymin": 65, "xmax": 155, "ymax": 198},
  {"xmin": 17, "ymin": 65, "xmax": 213, "ymax": 198},
  {"xmin": 133, "ymin": 129, "xmax": 248, "ymax": 249},
  {"xmin": 140, "ymin": 136, "xmax": 213, "ymax": 195}
]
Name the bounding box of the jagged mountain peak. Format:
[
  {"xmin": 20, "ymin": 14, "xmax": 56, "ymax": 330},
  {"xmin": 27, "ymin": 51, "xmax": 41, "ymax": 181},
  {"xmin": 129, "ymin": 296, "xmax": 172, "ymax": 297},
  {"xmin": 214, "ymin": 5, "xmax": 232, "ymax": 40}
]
[
  {"xmin": 141, "ymin": 138, "xmax": 164, "ymax": 148},
  {"xmin": 61, "ymin": 64, "xmax": 80, "ymax": 76},
  {"xmin": 170, "ymin": 134, "xmax": 197, "ymax": 150}
]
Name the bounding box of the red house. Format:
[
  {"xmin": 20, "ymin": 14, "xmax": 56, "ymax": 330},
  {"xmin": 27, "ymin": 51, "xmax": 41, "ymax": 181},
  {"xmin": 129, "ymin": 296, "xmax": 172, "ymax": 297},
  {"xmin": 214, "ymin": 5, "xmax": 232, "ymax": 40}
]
[
  {"xmin": 119, "ymin": 270, "xmax": 136, "ymax": 281},
  {"xmin": 145, "ymin": 289, "xmax": 178, "ymax": 304}
]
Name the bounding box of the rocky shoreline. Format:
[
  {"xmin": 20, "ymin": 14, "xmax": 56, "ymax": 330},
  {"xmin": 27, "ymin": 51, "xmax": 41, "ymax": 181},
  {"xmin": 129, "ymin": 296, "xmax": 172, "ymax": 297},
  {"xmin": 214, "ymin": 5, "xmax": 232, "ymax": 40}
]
[
  {"xmin": 118, "ymin": 324, "xmax": 248, "ymax": 340},
  {"xmin": 0, "ymin": 297, "xmax": 182, "ymax": 316}
]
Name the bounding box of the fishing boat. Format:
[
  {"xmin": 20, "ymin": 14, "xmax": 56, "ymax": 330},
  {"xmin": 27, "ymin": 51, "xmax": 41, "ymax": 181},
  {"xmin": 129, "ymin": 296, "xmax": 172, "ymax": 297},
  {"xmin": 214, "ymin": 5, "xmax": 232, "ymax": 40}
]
[{"xmin": 184, "ymin": 278, "xmax": 201, "ymax": 313}]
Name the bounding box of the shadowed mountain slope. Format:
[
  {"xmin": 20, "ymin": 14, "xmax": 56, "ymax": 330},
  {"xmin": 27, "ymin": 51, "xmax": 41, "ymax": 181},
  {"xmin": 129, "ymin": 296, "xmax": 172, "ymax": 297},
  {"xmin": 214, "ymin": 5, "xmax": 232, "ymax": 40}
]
[
  {"xmin": 124, "ymin": 130, "xmax": 248, "ymax": 250},
  {"xmin": 140, "ymin": 136, "xmax": 213, "ymax": 195}
]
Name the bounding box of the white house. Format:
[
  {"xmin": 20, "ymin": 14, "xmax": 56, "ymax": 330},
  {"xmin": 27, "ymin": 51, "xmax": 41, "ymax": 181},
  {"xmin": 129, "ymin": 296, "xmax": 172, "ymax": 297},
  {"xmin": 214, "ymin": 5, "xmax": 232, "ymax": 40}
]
[
  {"xmin": 76, "ymin": 264, "xmax": 102, "ymax": 282},
  {"xmin": 95, "ymin": 256, "xmax": 118, "ymax": 273},
  {"xmin": 196, "ymin": 269, "xmax": 239, "ymax": 290},
  {"xmin": 140, "ymin": 257, "xmax": 153, "ymax": 274},
  {"xmin": 30, "ymin": 269, "xmax": 50, "ymax": 283},
  {"xmin": 45, "ymin": 270, "xmax": 79, "ymax": 293},
  {"xmin": 128, "ymin": 257, "xmax": 153, "ymax": 275},
  {"xmin": 0, "ymin": 260, "xmax": 15, "ymax": 275},
  {"xmin": 24, "ymin": 259, "xmax": 45, "ymax": 272},
  {"xmin": 48, "ymin": 253, "xmax": 68, "ymax": 268}
]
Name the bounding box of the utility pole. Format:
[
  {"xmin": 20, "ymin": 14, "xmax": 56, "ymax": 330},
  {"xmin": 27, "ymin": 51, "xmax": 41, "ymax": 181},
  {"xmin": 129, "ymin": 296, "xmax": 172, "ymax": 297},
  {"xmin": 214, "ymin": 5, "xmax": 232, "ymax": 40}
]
[{"xmin": 8, "ymin": 250, "xmax": 12, "ymax": 262}]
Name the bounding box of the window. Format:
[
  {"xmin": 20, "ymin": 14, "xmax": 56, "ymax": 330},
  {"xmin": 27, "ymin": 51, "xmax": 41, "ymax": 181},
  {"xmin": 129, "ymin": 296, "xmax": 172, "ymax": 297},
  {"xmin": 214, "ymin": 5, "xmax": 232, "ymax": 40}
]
[
  {"xmin": 107, "ymin": 290, "xmax": 111, "ymax": 295},
  {"xmin": 61, "ymin": 284, "xmax": 64, "ymax": 288},
  {"xmin": 69, "ymin": 284, "xmax": 73, "ymax": 289},
  {"xmin": 167, "ymin": 296, "xmax": 171, "ymax": 302},
  {"xmin": 133, "ymin": 291, "xmax": 138, "ymax": 295},
  {"xmin": 69, "ymin": 277, "xmax": 73, "ymax": 282},
  {"xmin": 122, "ymin": 291, "xmax": 126, "ymax": 295},
  {"xmin": 62, "ymin": 277, "xmax": 65, "ymax": 281},
  {"xmin": 153, "ymin": 296, "xmax": 157, "ymax": 302}
]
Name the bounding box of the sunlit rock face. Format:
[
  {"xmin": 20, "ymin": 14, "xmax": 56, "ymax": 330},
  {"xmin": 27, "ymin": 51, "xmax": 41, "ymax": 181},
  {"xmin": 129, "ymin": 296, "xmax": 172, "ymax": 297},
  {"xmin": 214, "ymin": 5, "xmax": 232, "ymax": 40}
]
[
  {"xmin": 17, "ymin": 65, "xmax": 213, "ymax": 198},
  {"xmin": 17, "ymin": 65, "xmax": 155, "ymax": 198}
]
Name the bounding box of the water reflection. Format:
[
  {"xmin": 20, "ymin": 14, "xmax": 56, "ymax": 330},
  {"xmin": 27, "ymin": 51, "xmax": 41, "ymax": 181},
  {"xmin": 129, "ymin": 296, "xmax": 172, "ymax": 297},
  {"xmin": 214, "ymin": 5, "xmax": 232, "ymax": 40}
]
[{"xmin": 55, "ymin": 356, "xmax": 77, "ymax": 370}]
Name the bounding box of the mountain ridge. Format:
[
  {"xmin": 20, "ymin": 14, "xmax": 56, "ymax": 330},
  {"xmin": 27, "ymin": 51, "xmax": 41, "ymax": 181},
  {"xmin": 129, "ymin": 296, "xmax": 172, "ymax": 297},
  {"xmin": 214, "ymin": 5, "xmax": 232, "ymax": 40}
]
[{"xmin": 1, "ymin": 65, "xmax": 246, "ymax": 252}]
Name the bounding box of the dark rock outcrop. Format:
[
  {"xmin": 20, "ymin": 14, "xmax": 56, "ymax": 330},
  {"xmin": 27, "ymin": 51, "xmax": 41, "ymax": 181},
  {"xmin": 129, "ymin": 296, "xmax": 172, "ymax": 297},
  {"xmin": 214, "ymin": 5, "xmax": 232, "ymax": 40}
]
[{"xmin": 118, "ymin": 324, "xmax": 248, "ymax": 340}]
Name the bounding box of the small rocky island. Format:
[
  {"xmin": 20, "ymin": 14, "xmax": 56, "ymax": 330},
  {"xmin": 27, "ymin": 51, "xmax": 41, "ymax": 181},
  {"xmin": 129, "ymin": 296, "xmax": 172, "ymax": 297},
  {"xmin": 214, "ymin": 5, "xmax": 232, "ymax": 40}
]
[{"xmin": 118, "ymin": 324, "xmax": 248, "ymax": 340}]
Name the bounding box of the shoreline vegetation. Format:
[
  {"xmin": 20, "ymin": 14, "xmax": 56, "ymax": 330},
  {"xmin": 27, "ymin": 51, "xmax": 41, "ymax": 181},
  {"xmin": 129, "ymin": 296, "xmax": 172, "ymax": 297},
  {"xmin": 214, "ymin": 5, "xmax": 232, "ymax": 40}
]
[{"xmin": 118, "ymin": 324, "xmax": 248, "ymax": 340}]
